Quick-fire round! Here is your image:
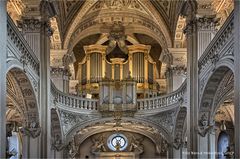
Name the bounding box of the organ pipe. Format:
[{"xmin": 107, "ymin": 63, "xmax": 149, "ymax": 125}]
[{"xmin": 79, "ymin": 44, "xmax": 157, "ymax": 94}]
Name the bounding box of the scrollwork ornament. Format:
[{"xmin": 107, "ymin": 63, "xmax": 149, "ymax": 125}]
[
  {"xmin": 51, "ymin": 135, "xmax": 65, "ymax": 151},
  {"xmin": 20, "ymin": 126, "xmax": 41, "ymax": 138}
]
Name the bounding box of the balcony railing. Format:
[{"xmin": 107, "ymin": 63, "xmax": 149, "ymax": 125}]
[
  {"xmin": 51, "ymin": 82, "xmax": 98, "ymax": 111},
  {"xmin": 7, "ymin": 15, "xmax": 39, "ymax": 75},
  {"xmin": 137, "ymin": 80, "xmax": 186, "ymax": 110}
]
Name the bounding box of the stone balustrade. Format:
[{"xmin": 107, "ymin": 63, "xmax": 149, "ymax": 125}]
[
  {"xmin": 137, "ymin": 80, "xmax": 186, "ymax": 111},
  {"xmin": 51, "ymin": 79, "xmax": 187, "ymax": 112},
  {"xmin": 7, "ymin": 15, "xmax": 40, "ymax": 75},
  {"xmin": 51, "ymin": 82, "xmax": 98, "ymax": 110},
  {"xmin": 198, "ymin": 12, "xmax": 234, "ymax": 73}
]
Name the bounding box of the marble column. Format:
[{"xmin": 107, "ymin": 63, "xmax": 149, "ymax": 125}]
[
  {"xmin": 234, "ymin": 0, "xmax": 240, "ymax": 158},
  {"xmin": 0, "ymin": 1, "xmax": 7, "ymax": 158},
  {"xmin": 183, "ymin": 1, "xmax": 198, "ymax": 158}
]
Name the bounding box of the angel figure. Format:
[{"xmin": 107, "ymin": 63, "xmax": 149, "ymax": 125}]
[{"xmin": 129, "ymin": 136, "xmax": 144, "ymax": 154}]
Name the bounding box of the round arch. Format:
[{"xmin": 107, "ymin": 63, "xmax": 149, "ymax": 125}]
[
  {"xmin": 198, "ymin": 65, "xmax": 234, "ymax": 132},
  {"xmin": 6, "ymin": 67, "xmax": 40, "ymax": 128},
  {"xmin": 64, "ymin": 117, "xmax": 173, "ymax": 145}
]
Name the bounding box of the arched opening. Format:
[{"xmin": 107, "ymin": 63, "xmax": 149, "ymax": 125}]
[
  {"xmin": 217, "ymin": 131, "xmax": 230, "ymax": 159},
  {"xmin": 198, "ymin": 65, "xmax": 234, "ymax": 157},
  {"xmin": 6, "ymin": 67, "xmax": 40, "ymax": 158}
]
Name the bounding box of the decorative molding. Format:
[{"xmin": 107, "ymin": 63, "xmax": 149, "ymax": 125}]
[
  {"xmin": 144, "ymin": 110, "xmax": 176, "ymax": 133},
  {"xmin": 59, "ymin": 110, "xmax": 94, "ymax": 135}
]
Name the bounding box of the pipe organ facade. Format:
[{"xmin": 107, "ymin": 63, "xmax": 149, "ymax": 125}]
[{"xmin": 77, "ymin": 44, "xmax": 158, "ymax": 99}]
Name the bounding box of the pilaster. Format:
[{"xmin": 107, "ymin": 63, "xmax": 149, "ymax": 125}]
[
  {"xmin": 197, "ymin": 16, "xmax": 218, "ymax": 58},
  {"xmin": 234, "ymin": 1, "xmax": 240, "ymax": 158},
  {"xmin": 0, "ymin": 1, "xmax": 7, "ymax": 158},
  {"xmin": 18, "ymin": 18, "xmax": 42, "ymax": 60}
]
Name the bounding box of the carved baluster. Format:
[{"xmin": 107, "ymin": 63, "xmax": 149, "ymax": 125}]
[
  {"xmin": 153, "ymin": 99, "xmax": 156, "ymax": 109},
  {"xmin": 92, "ymin": 101, "xmax": 96, "ymax": 110},
  {"xmin": 74, "ymin": 99, "xmax": 77, "ymax": 108},
  {"xmin": 150, "ymin": 100, "xmax": 153, "ymax": 109},
  {"xmin": 143, "ymin": 100, "xmax": 147, "ymax": 109},
  {"xmin": 80, "ymin": 100, "xmax": 83, "ymax": 109},
  {"xmin": 85, "ymin": 101, "xmax": 88, "ymax": 109},
  {"xmin": 163, "ymin": 97, "xmax": 166, "ymax": 106},
  {"xmin": 68, "ymin": 97, "xmax": 70, "ymax": 106},
  {"xmin": 90, "ymin": 101, "xmax": 93, "ymax": 110}
]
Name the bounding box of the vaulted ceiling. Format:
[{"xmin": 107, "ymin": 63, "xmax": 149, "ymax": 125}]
[{"xmin": 49, "ymin": 0, "xmax": 185, "ymax": 50}]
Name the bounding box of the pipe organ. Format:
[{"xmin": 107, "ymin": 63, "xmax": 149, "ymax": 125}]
[{"xmin": 77, "ymin": 44, "xmax": 158, "ymax": 99}]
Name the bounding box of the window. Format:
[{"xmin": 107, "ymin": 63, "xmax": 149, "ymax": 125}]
[{"xmin": 107, "ymin": 133, "xmax": 128, "ymax": 151}]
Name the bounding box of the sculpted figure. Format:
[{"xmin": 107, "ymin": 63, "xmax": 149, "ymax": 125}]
[{"xmin": 91, "ymin": 136, "xmax": 106, "ymax": 153}]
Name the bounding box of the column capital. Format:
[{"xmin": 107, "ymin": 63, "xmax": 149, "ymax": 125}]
[
  {"xmin": 169, "ymin": 65, "xmax": 187, "ymax": 76},
  {"xmin": 196, "ymin": 16, "xmax": 219, "ymax": 30},
  {"xmin": 17, "ymin": 18, "xmax": 53, "ymax": 36}
]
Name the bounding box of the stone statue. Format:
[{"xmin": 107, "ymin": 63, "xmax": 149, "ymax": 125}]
[
  {"xmin": 224, "ymin": 146, "xmax": 234, "ymax": 159},
  {"xmin": 68, "ymin": 137, "xmax": 78, "ymax": 158},
  {"xmin": 129, "ymin": 136, "xmax": 144, "ymax": 154},
  {"xmin": 161, "ymin": 140, "xmax": 168, "ymax": 153},
  {"xmin": 91, "ymin": 136, "xmax": 106, "ymax": 153}
]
